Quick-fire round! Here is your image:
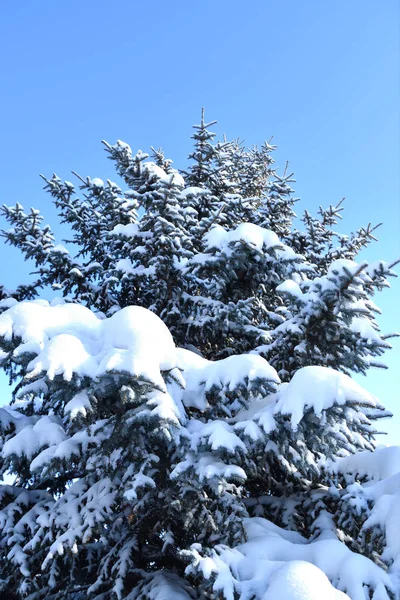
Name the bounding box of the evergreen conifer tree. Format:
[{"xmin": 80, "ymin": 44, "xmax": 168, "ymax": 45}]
[{"xmin": 0, "ymin": 113, "xmax": 399, "ymax": 600}]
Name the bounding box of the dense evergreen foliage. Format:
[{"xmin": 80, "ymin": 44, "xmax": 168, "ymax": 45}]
[{"xmin": 0, "ymin": 113, "xmax": 398, "ymax": 599}]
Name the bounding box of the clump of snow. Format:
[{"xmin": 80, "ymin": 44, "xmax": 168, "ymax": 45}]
[
  {"xmin": 0, "ymin": 297, "xmax": 18, "ymax": 310},
  {"xmin": 179, "ymin": 186, "xmax": 209, "ymax": 198},
  {"xmin": 144, "ymin": 162, "xmax": 167, "ymax": 181},
  {"xmin": 0, "ymin": 301, "xmax": 99, "ymax": 346},
  {"xmin": 143, "ymin": 162, "xmax": 185, "ymax": 188},
  {"xmin": 111, "ymin": 223, "xmax": 140, "ymax": 237},
  {"xmin": 52, "ymin": 244, "xmax": 69, "ymax": 254},
  {"xmin": 64, "ymin": 390, "xmax": 92, "ymax": 419},
  {"xmin": 274, "ymin": 366, "xmax": 380, "ymax": 429},
  {"xmin": 335, "ymin": 446, "xmax": 400, "ymax": 481},
  {"xmin": 115, "ymin": 258, "xmax": 156, "ymax": 278},
  {"xmin": 350, "ymin": 317, "xmax": 382, "ymax": 343},
  {"xmin": 276, "ymin": 279, "xmax": 303, "ymax": 298},
  {"xmin": 114, "ymin": 139, "xmax": 131, "ymax": 151},
  {"xmin": 90, "ymin": 178, "xmax": 104, "ymax": 188},
  {"xmin": 263, "ymin": 561, "xmax": 349, "ymax": 600},
  {"xmin": 169, "ymin": 170, "xmax": 185, "ymax": 187},
  {"xmin": 205, "ymin": 223, "xmax": 282, "ymax": 253},
  {"xmin": 131, "ymin": 572, "xmax": 194, "ymax": 600},
  {"xmin": 176, "ymin": 348, "xmax": 279, "ymax": 411},
  {"xmin": 171, "ymin": 452, "xmax": 246, "ymax": 482},
  {"xmin": 0, "ymin": 301, "xmax": 177, "ymax": 391},
  {"xmin": 2, "ymin": 415, "xmax": 66, "ymax": 461},
  {"xmin": 366, "ymin": 260, "xmax": 398, "ymax": 280},
  {"xmin": 27, "ymin": 333, "xmax": 96, "ymax": 382},
  {"xmin": 187, "ymin": 419, "xmax": 247, "ymax": 454},
  {"xmin": 100, "ymin": 306, "xmax": 177, "ymax": 387},
  {"xmin": 327, "ymin": 259, "xmax": 360, "ymax": 277}
]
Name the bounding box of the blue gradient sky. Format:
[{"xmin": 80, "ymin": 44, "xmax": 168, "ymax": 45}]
[{"xmin": 0, "ymin": 1, "xmax": 399, "ymax": 441}]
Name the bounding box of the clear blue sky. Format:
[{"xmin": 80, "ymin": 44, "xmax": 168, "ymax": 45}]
[{"xmin": 0, "ymin": 1, "xmax": 399, "ymax": 441}]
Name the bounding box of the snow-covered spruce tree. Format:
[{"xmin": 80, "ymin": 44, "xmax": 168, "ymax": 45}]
[{"xmin": 0, "ymin": 113, "xmax": 399, "ymax": 599}]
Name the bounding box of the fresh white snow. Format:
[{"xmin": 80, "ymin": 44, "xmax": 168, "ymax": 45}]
[
  {"xmin": 205, "ymin": 223, "xmax": 282, "ymax": 252},
  {"xmin": 274, "ymin": 365, "xmax": 380, "ymax": 429},
  {"xmin": 0, "ymin": 300, "xmax": 178, "ymax": 391}
]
